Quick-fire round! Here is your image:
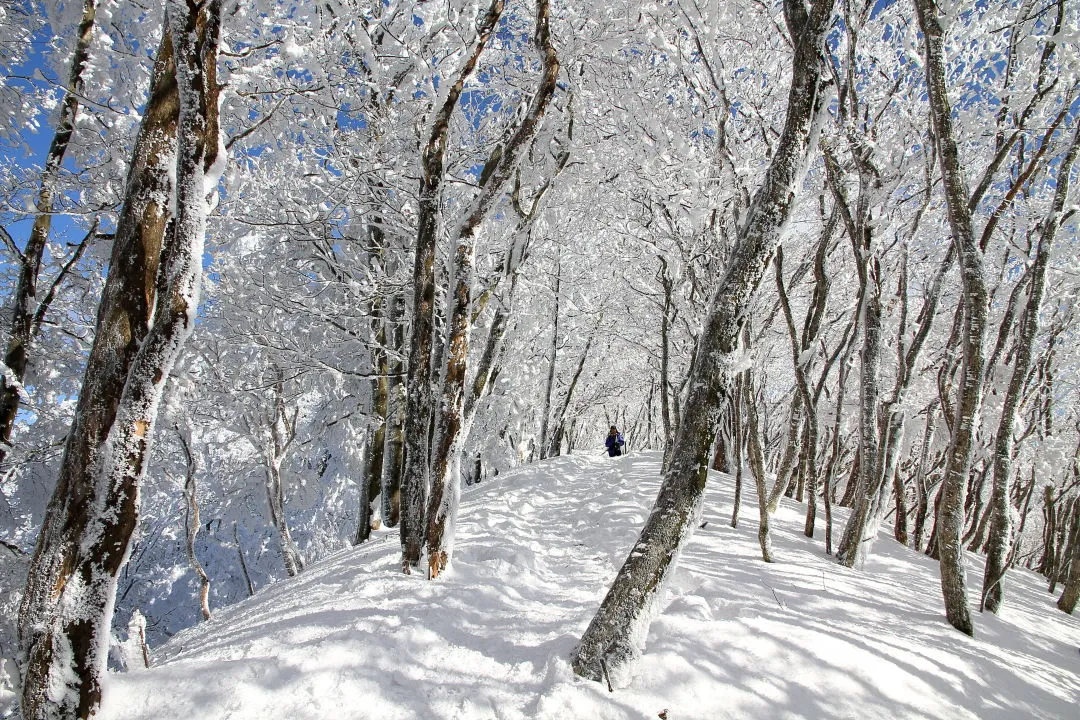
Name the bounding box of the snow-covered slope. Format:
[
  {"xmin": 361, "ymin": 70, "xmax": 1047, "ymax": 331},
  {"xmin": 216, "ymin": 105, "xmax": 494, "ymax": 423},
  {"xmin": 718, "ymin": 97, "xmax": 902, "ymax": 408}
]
[{"xmin": 101, "ymin": 453, "xmax": 1080, "ymax": 719}]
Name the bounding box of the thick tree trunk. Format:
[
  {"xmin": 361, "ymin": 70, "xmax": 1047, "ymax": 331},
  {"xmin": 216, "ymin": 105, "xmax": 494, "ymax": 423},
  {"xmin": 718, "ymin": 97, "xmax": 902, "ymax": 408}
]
[
  {"xmin": 18, "ymin": 3, "xmax": 221, "ymax": 716},
  {"xmin": 914, "ymin": 0, "xmax": 987, "ymax": 637},
  {"xmin": 570, "ymin": 0, "xmax": 834, "ymax": 686},
  {"xmin": 0, "ymin": 0, "xmax": 98, "ymax": 465},
  {"xmin": 983, "ymin": 122, "xmax": 1079, "ymax": 612},
  {"xmin": 399, "ymin": 0, "xmax": 506, "ymax": 572}
]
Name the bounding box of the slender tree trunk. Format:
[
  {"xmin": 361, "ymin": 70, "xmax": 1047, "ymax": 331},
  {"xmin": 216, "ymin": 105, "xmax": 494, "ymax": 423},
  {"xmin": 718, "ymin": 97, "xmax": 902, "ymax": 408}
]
[
  {"xmin": 744, "ymin": 378, "xmax": 773, "ymax": 562},
  {"xmin": 548, "ymin": 323, "xmax": 597, "ymax": 459},
  {"xmin": 178, "ymin": 428, "xmax": 211, "ymax": 621},
  {"xmin": 915, "ymin": 0, "xmax": 987, "ymax": 636},
  {"xmin": 19, "ymin": 3, "xmax": 221, "ymax": 716},
  {"xmin": 539, "ymin": 260, "xmax": 560, "ymax": 460},
  {"xmin": 983, "ymin": 122, "xmax": 1080, "ymax": 612},
  {"xmin": 357, "ymin": 257, "xmax": 389, "ymax": 544},
  {"xmin": 730, "ymin": 375, "xmax": 744, "ymax": 528},
  {"xmin": 382, "ymin": 288, "xmax": 406, "ymax": 527},
  {"xmin": 265, "ymin": 369, "xmax": 304, "ymax": 577},
  {"xmin": 570, "ymin": 0, "xmax": 834, "ymax": 685},
  {"xmin": 0, "ymin": 0, "xmax": 98, "ymax": 465},
  {"xmin": 913, "ymin": 404, "xmax": 938, "ymax": 551}
]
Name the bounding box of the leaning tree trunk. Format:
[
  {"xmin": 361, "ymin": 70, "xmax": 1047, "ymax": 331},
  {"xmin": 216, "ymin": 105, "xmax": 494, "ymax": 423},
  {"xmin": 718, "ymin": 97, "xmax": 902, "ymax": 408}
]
[
  {"xmin": 569, "ymin": 0, "xmax": 835, "ymax": 687},
  {"xmin": 18, "ymin": 3, "xmax": 221, "ymax": 717},
  {"xmin": 0, "ymin": 0, "xmax": 98, "ymax": 465},
  {"xmin": 399, "ymin": 0, "xmax": 506, "ymax": 572},
  {"xmin": 426, "ymin": 0, "xmax": 559, "ymax": 577},
  {"xmin": 982, "ymin": 122, "xmax": 1080, "ymax": 613},
  {"xmin": 914, "ymin": 0, "xmax": 988, "ymax": 637}
]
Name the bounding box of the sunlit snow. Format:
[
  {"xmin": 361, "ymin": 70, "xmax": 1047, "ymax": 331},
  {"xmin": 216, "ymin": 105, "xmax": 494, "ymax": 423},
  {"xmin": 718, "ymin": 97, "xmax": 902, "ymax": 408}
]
[{"xmin": 99, "ymin": 452, "xmax": 1079, "ymax": 720}]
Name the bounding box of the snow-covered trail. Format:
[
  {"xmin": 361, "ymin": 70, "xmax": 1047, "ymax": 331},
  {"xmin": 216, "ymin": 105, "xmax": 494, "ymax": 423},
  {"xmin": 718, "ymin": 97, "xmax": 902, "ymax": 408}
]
[{"xmin": 101, "ymin": 453, "xmax": 1080, "ymax": 719}]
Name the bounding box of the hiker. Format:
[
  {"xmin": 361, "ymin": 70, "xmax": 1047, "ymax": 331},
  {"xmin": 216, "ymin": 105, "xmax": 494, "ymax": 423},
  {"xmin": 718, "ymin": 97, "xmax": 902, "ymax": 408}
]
[{"xmin": 605, "ymin": 426, "xmax": 625, "ymax": 457}]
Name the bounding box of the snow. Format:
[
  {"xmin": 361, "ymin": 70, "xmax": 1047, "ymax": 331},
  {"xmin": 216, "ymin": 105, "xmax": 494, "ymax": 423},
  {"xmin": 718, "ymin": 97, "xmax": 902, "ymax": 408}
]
[{"xmin": 99, "ymin": 452, "xmax": 1079, "ymax": 720}]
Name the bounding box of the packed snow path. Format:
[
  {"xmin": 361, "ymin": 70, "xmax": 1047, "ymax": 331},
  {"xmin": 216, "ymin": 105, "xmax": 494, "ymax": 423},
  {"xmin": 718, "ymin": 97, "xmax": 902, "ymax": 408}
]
[{"xmin": 103, "ymin": 453, "xmax": 1080, "ymax": 719}]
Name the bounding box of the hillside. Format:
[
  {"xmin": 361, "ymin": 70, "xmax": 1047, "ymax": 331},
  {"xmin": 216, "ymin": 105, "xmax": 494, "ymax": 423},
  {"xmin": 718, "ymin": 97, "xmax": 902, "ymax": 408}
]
[{"xmin": 100, "ymin": 453, "xmax": 1080, "ymax": 719}]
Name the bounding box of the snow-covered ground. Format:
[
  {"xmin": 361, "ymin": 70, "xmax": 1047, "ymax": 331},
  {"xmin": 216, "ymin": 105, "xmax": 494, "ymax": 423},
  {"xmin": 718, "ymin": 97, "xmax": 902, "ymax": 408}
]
[{"xmin": 101, "ymin": 453, "xmax": 1079, "ymax": 719}]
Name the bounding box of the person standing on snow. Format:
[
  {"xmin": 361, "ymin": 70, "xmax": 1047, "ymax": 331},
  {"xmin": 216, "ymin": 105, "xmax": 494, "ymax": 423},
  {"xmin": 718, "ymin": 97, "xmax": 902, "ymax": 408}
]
[{"xmin": 605, "ymin": 426, "xmax": 625, "ymax": 457}]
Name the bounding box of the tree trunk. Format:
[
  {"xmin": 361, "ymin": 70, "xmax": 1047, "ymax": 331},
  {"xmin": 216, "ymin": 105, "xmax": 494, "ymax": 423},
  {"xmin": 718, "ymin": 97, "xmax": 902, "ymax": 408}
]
[
  {"xmin": 178, "ymin": 428, "xmax": 211, "ymax": 621},
  {"xmin": 399, "ymin": 0, "xmax": 506, "ymax": 572},
  {"xmin": 0, "ymin": 0, "xmax": 98, "ymax": 465},
  {"xmin": 570, "ymin": 0, "xmax": 834, "ymax": 686},
  {"xmin": 265, "ymin": 367, "xmax": 304, "ymax": 577},
  {"xmin": 18, "ymin": 3, "xmax": 222, "ymax": 716},
  {"xmin": 983, "ymin": 121, "xmax": 1080, "ymax": 612},
  {"xmin": 425, "ymin": 0, "xmax": 559, "ymax": 578},
  {"xmin": 915, "ymin": 0, "xmax": 989, "ymax": 637},
  {"xmin": 744, "ymin": 378, "xmax": 773, "ymax": 562},
  {"xmin": 357, "ymin": 253, "xmax": 389, "ymax": 545},
  {"xmin": 1057, "ymin": 497, "xmax": 1080, "ymax": 614},
  {"xmin": 381, "ymin": 288, "xmax": 406, "ymax": 527},
  {"xmin": 538, "ymin": 259, "xmax": 560, "ymax": 461}
]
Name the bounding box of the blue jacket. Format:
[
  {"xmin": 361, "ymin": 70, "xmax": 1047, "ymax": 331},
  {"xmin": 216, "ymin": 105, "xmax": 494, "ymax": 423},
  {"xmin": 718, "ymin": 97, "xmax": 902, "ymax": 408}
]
[{"xmin": 606, "ymin": 432, "xmax": 625, "ymax": 457}]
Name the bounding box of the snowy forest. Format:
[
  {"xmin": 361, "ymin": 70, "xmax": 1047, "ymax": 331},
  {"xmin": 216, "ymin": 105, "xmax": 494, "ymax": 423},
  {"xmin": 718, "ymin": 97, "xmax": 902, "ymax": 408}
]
[{"xmin": 1, "ymin": 0, "xmax": 1079, "ymax": 717}]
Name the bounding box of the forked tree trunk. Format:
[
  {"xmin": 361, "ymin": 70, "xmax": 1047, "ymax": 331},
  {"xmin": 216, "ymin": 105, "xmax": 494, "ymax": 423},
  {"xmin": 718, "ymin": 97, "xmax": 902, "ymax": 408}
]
[
  {"xmin": 570, "ymin": 0, "xmax": 835, "ymax": 686},
  {"xmin": 914, "ymin": 0, "xmax": 988, "ymax": 637},
  {"xmin": 18, "ymin": 3, "xmax": 222, "ymax": 716},
  {"xmin": 0, "ymin": 0, "xmax": 98, "ymax": 465},
  {"xmin": 399, "ymin": 0, "xmax": 506, "ymax": 572},
  {"xmin": 426, "ymin": 0, "xmax": 559, "ymax": 577}
]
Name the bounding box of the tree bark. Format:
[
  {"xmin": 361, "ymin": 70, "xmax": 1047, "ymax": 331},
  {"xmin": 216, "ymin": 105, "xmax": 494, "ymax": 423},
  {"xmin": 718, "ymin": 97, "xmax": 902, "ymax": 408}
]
[
  {"xmin": 18, "ymin": 3, "xmax": 222, "ymax": 716},
  {"xmin": 570, "ymin": 0, "xmax": 834, "ymax": 685},
  {"xmin": 744, "ymin": 377, "xmax": 773, "ymax": 562},
  {"xmin": 914, "ymin": 0, "xmax": 988, "ymax": 637}
]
